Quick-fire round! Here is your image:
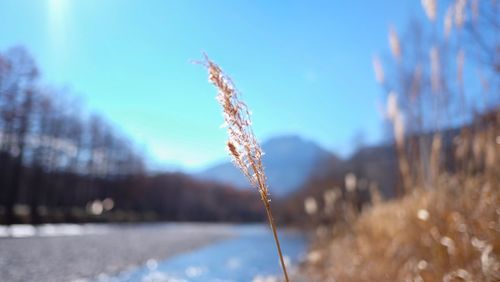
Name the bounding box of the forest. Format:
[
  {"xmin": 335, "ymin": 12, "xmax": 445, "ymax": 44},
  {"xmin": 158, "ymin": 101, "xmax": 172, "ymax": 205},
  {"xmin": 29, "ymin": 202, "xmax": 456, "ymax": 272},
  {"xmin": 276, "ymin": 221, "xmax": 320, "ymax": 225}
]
[{"xmin": 0, "ymin": 47, "xmax": 263, "ymax": 225}]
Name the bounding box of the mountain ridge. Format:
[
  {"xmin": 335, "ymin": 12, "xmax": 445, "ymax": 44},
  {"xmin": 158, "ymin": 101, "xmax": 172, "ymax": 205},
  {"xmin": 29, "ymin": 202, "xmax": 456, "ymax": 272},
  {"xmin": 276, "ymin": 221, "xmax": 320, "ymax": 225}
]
[{"xmin": 195, "ymin": 135, "xmax": 339, "ymax": 197}]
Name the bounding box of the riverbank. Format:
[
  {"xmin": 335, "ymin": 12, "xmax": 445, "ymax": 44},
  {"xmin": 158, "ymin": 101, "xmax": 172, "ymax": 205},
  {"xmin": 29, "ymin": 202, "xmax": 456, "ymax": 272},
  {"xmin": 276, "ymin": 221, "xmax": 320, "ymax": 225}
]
[{"xmin": 0, "ymin": 223, "xmax": 235, "ymax": 282}]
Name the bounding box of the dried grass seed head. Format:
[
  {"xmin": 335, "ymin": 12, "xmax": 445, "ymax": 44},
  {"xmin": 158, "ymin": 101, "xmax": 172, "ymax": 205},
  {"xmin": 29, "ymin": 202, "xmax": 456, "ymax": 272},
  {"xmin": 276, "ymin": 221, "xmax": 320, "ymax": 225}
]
[
  {"xmin": 421, "ymin": 0, "xmax": 437, "ymax": 21},
  {"xmin": 444, "ymin": 6, "xmax": 454, "ymax": 38},
  {"xmin": 372, "ymin": 55, "xmax": 385, "ymax": 84},
  {"xmin": 389, "ymin": 26, "xmax": 402, "ymax": 60},
  {"xmin": 205, "ymin": 57, "xmax": 269, "ymax": 196}
]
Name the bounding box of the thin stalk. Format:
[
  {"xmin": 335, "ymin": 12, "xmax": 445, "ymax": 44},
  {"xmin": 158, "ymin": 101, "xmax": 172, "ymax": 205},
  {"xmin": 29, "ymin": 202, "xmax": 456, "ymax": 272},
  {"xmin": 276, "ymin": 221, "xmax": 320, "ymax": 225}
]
[
  {"xmin": 252, "ymin": 161, "xmax": 289, "ymax": 282},
  {"xmin": 262, "ymin": 193, "xmax": 290, "ymax": 282}
]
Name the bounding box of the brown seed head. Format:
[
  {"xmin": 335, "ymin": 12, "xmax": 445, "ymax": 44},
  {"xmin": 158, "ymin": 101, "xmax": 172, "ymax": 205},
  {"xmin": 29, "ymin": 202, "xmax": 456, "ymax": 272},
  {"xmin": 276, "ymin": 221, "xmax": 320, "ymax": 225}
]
[{"xmin": 204, "ymin": 55, "xmax": 269, "ymax": 197}]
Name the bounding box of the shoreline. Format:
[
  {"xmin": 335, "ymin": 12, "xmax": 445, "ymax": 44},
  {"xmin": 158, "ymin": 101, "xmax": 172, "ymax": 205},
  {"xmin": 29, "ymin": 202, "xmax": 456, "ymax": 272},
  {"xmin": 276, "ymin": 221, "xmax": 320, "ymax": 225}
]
[{"xmin": 0, "ymin": 223, "xmax": 236, "ymax": 282}]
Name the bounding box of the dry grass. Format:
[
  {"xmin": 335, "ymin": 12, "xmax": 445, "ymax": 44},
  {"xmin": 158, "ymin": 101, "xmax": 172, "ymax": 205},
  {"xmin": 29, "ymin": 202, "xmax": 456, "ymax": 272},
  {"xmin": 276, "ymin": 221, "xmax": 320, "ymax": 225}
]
[
  {"xmin": 303, "ymin": 114, "xmax": 500, "ymax": 281},
  {"xmin": 202, "ymin": 55, "xmax": 290, "ymax": 282},
  {"xmin": 305, "ymin": 177, "xmax": 499, "ymax": 281},
  {"xmin": 299, "ymin": 2, "xmax": 499, "ymax": 280}
]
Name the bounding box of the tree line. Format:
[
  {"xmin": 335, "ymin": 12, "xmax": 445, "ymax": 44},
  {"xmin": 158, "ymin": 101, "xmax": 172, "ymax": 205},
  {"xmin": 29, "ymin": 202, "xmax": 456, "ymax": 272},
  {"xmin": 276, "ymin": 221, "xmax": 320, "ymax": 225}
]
[{"xmin": 0, "ymin": 47, "xmax": 263, "ymax": 225}]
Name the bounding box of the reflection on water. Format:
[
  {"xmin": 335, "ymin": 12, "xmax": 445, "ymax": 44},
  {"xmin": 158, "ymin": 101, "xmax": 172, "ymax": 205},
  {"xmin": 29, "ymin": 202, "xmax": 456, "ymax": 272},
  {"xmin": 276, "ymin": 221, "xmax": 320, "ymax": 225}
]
[{"xmin": 111, "ymin": 224, "xmax": 307, "ymax": 282}]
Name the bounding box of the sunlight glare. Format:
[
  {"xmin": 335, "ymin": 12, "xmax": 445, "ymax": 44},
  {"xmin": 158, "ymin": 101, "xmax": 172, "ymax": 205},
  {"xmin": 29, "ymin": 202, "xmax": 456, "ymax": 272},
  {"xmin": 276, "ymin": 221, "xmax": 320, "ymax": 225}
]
[{"xmin": 47, "ymin": 0, "xmax": 68, "ymax": 59}]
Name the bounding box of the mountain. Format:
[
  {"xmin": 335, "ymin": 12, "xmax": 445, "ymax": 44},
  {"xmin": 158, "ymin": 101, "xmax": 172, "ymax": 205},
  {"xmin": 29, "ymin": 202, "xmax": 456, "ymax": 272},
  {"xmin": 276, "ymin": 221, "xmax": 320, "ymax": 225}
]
[{"xmin": 196, "ymin": 135, "xmax": 338, "ymax": 197}]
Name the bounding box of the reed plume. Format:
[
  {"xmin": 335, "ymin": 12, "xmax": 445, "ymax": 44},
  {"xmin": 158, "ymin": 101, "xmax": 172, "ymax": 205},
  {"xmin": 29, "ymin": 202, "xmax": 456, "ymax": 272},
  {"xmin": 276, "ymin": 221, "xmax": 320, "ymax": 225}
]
[
  {"xmin": 444, "ymin": 6, "xmax": 453, "ymax": 38},
  {"xmin": 388, "ymin": 26, "xmax": 401, "ymax": 60},
  {"xmin": 421, "ymin": 0, "xmax": 437, "ymax": 21},
  {"xmin": 372, "ymin": 55, "xmax": 385, "ymax": 84},
  {"xmin": 201, "ymin": 54, "xmax": 290, "ymax": 282}
]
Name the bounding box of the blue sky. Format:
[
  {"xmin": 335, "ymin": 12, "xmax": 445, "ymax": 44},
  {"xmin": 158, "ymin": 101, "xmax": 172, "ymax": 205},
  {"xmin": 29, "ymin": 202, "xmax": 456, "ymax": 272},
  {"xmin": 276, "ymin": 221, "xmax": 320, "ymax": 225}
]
[{"xmin": 0, "ymin": 0, "xmax": 422, "ymax": 171}]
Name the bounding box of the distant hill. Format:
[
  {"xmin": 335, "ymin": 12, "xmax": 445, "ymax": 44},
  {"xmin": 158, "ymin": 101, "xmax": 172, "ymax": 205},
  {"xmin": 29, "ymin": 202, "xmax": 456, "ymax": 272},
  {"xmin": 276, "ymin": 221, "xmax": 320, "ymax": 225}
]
[{"xmin": 196, "ymin": 135, "xmax": 339, "ymax": 197}]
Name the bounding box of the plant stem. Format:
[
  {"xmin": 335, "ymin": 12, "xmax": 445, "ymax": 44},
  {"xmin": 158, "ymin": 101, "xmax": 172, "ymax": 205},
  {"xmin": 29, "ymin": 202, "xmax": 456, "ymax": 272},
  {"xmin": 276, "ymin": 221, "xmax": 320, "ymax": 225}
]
[{"xmin": 262, "ymin": 193, "xmax": 290, "ymax": 282}]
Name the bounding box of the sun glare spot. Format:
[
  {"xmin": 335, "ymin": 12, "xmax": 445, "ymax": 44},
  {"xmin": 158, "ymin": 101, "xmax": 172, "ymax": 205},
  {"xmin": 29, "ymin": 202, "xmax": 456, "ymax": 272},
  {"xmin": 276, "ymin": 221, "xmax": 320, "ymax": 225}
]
[
  {"xmin": 47, "ymin": 0, "xmax": 69, "ymax": 61},
  {"xmin": 48, "ymin": 0, "xmax": 67, "ymax": 29}
]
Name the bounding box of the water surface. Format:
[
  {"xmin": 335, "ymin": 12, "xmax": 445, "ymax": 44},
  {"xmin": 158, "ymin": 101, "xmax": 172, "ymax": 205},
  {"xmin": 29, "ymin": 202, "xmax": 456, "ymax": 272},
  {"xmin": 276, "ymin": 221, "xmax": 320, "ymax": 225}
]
[{"xmin": 111, "ymin": 224, "xmax": 308, "ymax": 282}]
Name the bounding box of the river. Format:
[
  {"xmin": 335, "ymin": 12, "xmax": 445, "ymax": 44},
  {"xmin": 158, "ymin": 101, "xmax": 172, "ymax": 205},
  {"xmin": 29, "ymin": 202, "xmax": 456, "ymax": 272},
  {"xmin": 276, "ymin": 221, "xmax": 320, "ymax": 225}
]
[
  {"xmin": 109, "ymin": 224, "xmax": 308, "ymax": 282},
  {"xmin": 0, "ymin": 223, "xmax": 308, "ymax": 282}
]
